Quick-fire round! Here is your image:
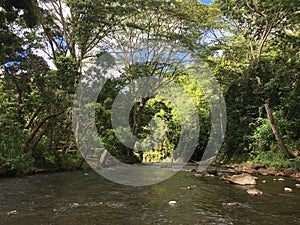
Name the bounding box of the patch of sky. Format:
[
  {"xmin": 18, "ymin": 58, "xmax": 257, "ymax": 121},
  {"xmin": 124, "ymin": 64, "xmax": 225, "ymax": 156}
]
[
  {"xmin": 4, "ymin": 61, "xmax": 20, "ymax": 67},
  {"xmin": 200, "ymin": 0, "xmax": 212, "ymax": 4},
  {"xmin": 55, "ymin": 37, "xmax": 67, "ymax": 49},
  {"xmin": 4, "ymin": 51, "xmax": 28, "ymax": 67}
]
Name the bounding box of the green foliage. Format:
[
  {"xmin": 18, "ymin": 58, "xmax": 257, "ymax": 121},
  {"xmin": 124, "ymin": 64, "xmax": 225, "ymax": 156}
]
[
  {"xmin": 248, "ymin": 113, "xmax": 300, "ymax": 169},
  {"xmin": 210, "ymin": 0, "xmax": 300, "ymax": 164},
  {"xmin": 249, "ymin": 143, "xmax": 300, "ymax": 170},
  {"xmin": 0, "ymin": 0, "xmax": 299, "ymax": 176},
  {"xmin": 0, "ymin": 111, "xmax": 34, "ymax": 173}
]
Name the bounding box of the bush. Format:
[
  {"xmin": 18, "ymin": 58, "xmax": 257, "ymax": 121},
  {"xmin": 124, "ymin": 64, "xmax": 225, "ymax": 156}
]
[
  {"xmin": 249, "ymin": 115, "xmax": 300, "ymax": 169},
  {"xmin": 0, "ymin": 129, "xmax": 35, "ymax": 174}
]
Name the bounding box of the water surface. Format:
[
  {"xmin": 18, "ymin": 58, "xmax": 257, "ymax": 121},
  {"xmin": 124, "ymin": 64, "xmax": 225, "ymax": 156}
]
[{"xmin": 0, "ymin": 168, "xmax": 299, "ymax": 225}]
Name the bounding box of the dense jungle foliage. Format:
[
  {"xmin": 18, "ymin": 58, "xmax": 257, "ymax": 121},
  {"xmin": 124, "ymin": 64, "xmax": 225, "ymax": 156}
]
[{"xmin": 0, "ymin": 0, "xmax": 299, "ymax": 175}]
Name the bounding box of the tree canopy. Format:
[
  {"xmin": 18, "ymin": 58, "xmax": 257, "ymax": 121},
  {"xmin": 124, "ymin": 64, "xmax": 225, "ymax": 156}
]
[{"xmin": 0, "ymin": 0, "xmax": 299, "ymax": 175}]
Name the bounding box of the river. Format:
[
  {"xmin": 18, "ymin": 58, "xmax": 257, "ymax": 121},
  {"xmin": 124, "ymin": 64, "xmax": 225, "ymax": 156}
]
[{"xmin": 0, "ymin": 167, "xmax": 299, "ymax": 225}]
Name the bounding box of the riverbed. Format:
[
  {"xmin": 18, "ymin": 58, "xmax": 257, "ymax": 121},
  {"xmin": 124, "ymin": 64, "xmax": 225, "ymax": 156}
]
[{"xmin": 0, "ymin": 168, "xmax": 299, "ymax": 225}]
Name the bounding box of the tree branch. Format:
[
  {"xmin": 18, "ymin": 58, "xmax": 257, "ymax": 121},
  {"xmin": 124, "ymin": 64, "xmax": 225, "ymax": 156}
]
[{"xmin": 22, "ymin": 110, "xmax": 64, "ymax": 153}]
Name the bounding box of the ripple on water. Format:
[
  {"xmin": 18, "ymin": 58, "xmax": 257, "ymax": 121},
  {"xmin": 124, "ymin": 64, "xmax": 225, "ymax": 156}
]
[{"xmin": 0, "ymin": 170, "xmax": 299, "ymax": 225}]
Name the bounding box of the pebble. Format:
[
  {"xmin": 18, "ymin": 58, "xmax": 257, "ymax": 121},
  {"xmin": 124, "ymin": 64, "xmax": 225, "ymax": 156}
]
[
  {"xmin": 262, "ymin": 180, "xmax": 266, "ymax": 183},
  {"xmin": 7, "ymin": 210, "xmax": 17, "ymax": 216},
  {"xmin": 278, "ymin": 178, "xmax": 285, "ymax": 181},
  {"xmin": 246, "ymin": 188, "xmax": 263, "ymax": 196},
  {"xmin": 69, "ymin": 202, "xmax": 80, "ymax": 208},
  {"xmin": 222, "ymin": 202, "xmax": 240, "ymax": 207},
  {"xmin": 284, "ymin": 187, "xmax": 293, "ymax": 193},
  {"xmin": 168, "ymin": 201, "xmax": 177, "ymax": 207},
  {"xmin": 295, "ymin": 184, "xmax": 300, "ymax": 188}
]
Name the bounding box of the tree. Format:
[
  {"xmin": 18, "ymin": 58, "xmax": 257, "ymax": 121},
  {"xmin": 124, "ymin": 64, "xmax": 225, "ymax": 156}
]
[
  {"xmin": 214, "ymin": 0, "xmax": 299, "ymax": 158},
  {"xmin": 98, "ymin": 0, "xmax": 214, "ymax": 161}
]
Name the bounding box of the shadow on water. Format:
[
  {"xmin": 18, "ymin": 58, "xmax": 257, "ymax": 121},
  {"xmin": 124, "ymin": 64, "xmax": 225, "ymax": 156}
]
[{"xmin": 0, "ymin": 166, "xmax": 299, "ymax": 225}]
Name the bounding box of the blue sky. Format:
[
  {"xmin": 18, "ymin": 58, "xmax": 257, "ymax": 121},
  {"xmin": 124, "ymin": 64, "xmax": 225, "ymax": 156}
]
[{"xmin": 200, "ymin": 0, "xmax": 212, "ymax": 4}]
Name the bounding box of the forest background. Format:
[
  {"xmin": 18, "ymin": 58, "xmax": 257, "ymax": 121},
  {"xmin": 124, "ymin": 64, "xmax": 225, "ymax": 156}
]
[{"xmin": 0, "ymin": 0, "xmax": 299, "ymax": 175}]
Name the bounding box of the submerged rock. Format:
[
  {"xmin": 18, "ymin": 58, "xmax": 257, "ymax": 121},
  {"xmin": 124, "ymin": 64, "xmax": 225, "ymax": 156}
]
[
  {"xmin": 246, "ymin": 188, "xmax": 263, "ymax": 196},
  {"xmin": 193, "ymin": 173, "xmax": 202, "ymax": 177},
  {"xmin": 222, "ymin": 202, "xmax": 240, "ymax": 207},
  {"xmin": 205, "ymin": 173, "xmax": 216, "ymax": 177},
  {"xmin": 7, "ymin": 210, "xmax": 17, "ymax": 216},
  {"xmin": 221, "ymin": 173, "xmax": 257, "ymax": 185}
]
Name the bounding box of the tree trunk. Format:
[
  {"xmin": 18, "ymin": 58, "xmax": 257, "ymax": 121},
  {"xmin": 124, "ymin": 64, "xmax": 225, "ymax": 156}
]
[
  {"xmin": 99, "ymin": 149, "xmax": 109, "ymax": 167},
  {"xmin": 264, "ymin": 101, "xmax": 290, "ymax": 158},
  {"xmin": 22, "ymin": 110, "xmax": 64, "ymax": 153},
  {"xmin": 30, "ymin": 121, "xmax": 52, "ymax": 152},
  {"xmin": 256, "ymin": 76, "xmax": 290, "ymax": 157}
]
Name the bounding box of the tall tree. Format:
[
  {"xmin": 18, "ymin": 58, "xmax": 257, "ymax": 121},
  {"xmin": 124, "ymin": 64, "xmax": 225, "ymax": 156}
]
[{"xmin": 214, "ymin": 0, "xmax": 299, "ymax": 158}]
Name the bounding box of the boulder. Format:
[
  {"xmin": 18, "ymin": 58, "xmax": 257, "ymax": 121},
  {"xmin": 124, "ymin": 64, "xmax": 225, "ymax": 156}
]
[
  {"xmin": 235, "ymin": 165, "xmax": 255, "ymax": 174},
  {"xmin": 251, "ymin": 163, "xmax": 266, "ymax": 170},
  {"xmin": 257, "ymin": 167, "xmax": 276, "ymax": 176},
  {"xmin": 222, "ymin": 173, "xmax": 257, "ymax": 185},
  {"xmin": 206, "ymin": 168, "xmax": 218, "ymax": 176},
  {"xmin": 290, "ymin": 172, "xmax": 300, "ymax": 178},
  {"xmin": 275, "ymin": 171, "xmax": 285, "ymax": 176},
  {"xmin": 284, "ymin": 168, "xmax": 296, "ymax": 177}
]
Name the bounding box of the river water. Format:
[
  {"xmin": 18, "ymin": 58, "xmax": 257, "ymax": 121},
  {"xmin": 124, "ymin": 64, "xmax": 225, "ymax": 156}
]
[{"xmin": 0, "ymin": 167, "xmax": 299, "ymax": 225}]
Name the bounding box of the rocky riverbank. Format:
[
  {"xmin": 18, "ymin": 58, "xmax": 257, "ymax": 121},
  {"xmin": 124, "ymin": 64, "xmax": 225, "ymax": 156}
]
[
  {"xmin": 188, "ymin": 163, "xmax": 300, "ymax": 196},
  {"xmin": 188, "ymin": 163, "xmax": 300, "ymax": 180}
]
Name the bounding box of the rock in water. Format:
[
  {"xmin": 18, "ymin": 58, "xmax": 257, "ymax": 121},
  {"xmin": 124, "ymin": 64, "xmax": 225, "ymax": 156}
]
[
  {"xmin": 194, "ymin": 173, "xmax": 202, "ymax": 177},
  {"xmin": 222, "ymin": 202, "xmax": 240, "ymax": 207},
  {"xmin": 284, "ymin": 187, "xmax": 293, "ymax": 193},
  {"xmin": 247, "ymin": 189, "xmax": 263, "ymax": 196},
  {"xmin": 7, "ymin": 210, "xmax": 17, "ymax": 216},
  {"xmin": 222, "ymin": 173, "xmax": 257, "ymax": 185},
  {"xmin": 168, "ymin": 201, "xmax": 177, "ymax": 207}
]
